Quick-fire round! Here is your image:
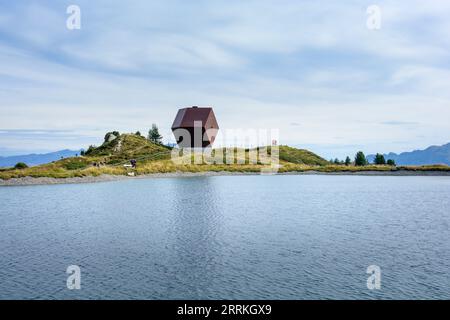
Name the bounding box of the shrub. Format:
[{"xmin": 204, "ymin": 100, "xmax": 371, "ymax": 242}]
[
  {"xmin": 14, "ymin": 162, "xmax": 28, "ymax": 169},
  {"xmin": 85, "ymin": 145, "xmax": 96, "ymax": 155},
  {"xmin": 387, "ymin": 159, "xmax": 396, "ymax": 166}
]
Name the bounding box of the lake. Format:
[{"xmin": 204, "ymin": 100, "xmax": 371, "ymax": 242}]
[{"xmin": 0, "ymin": 175, "xmax": 449, "ymax": 299}]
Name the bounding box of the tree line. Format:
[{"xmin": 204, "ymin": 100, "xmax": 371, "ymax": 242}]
[{"xmin": 330, "ymin": 152, "xmax": 396, "ymax": 166}]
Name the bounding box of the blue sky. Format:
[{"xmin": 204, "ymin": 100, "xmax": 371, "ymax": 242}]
[{"xmin": 0, "ymin": 0, "xmax": 449, "ymax": 159}]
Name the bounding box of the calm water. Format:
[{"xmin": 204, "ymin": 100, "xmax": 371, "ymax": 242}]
[{"xmin": 0, "ymin": 175, "xmax": 449, "ymax": 300}]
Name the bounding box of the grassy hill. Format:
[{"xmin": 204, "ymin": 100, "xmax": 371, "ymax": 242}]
[
  {"xmin": 85, "ymin": 134, "xmax": 172, "ymax": 164},
  {"xmin": 83, "ymin": 134, "xmax": 328, "ymax": 166},
  {"xmin": 278, "ymin": 145, "xmax": 328, "ymax": 166},
  {"xmin": 1, "ymin": 133, "xmax": 449, "ymax": 180}
]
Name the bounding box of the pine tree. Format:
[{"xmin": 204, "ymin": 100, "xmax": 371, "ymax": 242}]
[
  {"xmin": 354, "ymin": 151, "xmax": 368, "ymax": 166},
  {"xmin": 374, "ymin": 153, "xmax": 386, "ymax": 165},
  {"xmin": 148, "ymin": 124, "xmax": 163, "ymax": 144},
  {"xmin": 345, "ymin": 156, "xmax": 351, "ymax": 166}
]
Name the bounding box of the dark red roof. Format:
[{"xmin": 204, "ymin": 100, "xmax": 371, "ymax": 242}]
[{"xmin": 171, "ymin": 107, "xmax": 219, "ymax": 129}]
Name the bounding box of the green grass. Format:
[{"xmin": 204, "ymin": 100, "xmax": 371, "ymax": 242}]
[
  {"xmin": 61, "ymin": 157, "xmax": 90, "ymax": 170},
  {"xmin": 2, "ymin": 160, "xmax": 449, "ymax": 180},
  {"xmin": 278, "ymin": 145, "xmax": 329, "ymax": 166},
  {"xmin": 86, "ymin": 134, "xmax": 171, "ymax": 165}
]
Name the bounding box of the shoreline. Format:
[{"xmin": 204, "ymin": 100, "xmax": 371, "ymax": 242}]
[{"xmin": 1, "ymin": 169, "xmax": 450, "ymax": 186}]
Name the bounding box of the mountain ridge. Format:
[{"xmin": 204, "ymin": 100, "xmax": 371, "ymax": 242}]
[
  {"xmin": 367, "ymin": 142, "xmax": 450, "ymax": 165},
  {"xmin": 0, "ymin": 149, "xmax": 81, "ymax": 168}
]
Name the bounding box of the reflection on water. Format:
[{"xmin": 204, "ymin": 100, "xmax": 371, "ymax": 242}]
[
  {"xmin": 0, "ymin": 175, "xmax": 449, "ymax": 299},
  {"xmin": 165, "ymin": 178, "xmax": 224, "ymax": 298}
]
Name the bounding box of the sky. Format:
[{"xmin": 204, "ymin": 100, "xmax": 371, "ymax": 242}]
[{"xmin": 0, "ymin": 0, "xmax": 449, "ymax": 159}]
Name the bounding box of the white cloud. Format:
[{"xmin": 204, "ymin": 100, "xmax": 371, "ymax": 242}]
[
  {"xmin": 0, "ymin": 0, "xmax": 449, "ymax": 157},
  {"xmin": 389, "ymin": 65, "xmax": 450, "ymax": 93}
]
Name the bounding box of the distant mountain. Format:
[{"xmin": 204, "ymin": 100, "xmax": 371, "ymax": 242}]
[
  {"xmin": 0, "ymin": 149, "xmax": 81, "ymax": 168},
  {"xmin": 367, "ymin": 143, "xmax": 450, "ymax": 166}
]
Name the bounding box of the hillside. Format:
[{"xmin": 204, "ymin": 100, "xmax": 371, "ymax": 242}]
[
  {"xmin": 278, "ymin": 145, "xmax": 329, "ymax": 166},
  {"xmin": 85, "ymin": 133, "xmax": 172, "ymax": 164},
  {"xmin": 367, "ymin": 143, "xmax": 450, "ymax": 166}
]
